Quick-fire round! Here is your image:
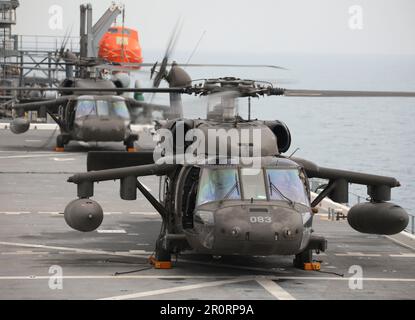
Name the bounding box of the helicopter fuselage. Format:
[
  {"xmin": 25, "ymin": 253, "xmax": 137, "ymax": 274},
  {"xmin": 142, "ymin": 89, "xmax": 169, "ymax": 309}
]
[
  {"xmin": 162, "ymin": 157, "xmax": 313, "ymax": 256},
  {"xmin": 56, "ymin": 95, "xmax": 137, "ymax": 149}
]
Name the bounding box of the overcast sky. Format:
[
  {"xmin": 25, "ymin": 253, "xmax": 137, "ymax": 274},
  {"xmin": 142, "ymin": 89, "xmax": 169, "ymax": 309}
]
[{"xmin": 13, "ymin": 0, "xmax": 415, "ymax": 55}]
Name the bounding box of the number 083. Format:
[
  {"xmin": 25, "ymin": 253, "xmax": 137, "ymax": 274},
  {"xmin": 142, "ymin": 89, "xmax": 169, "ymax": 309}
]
[{"xmin": 249, "ymin": 216, "xmax": 272, "ymax": 223}]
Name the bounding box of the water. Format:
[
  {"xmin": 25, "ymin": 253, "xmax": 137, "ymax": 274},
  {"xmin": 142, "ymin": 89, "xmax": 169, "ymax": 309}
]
[{"xmin": 136, "ymin": 52, "xmax": 415, "ymax": 222}]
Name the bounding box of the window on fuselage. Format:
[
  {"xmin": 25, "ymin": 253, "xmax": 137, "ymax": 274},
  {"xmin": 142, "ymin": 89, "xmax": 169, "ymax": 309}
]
[
  {"xmin": 266, "ymin": 169, "xmax": 309, "ymax": 205},
  {"xmin": 197, "ymin": 168, "xmax": 241, "ymax": 206}
]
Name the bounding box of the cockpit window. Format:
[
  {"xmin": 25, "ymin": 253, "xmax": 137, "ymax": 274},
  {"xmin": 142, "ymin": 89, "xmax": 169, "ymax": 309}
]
[
  {"xmin": 75, "ymin": 100, "xmax": 96, "ymax": 118},
  {"xmin": 96, "ymin": 100, "xmax": 110, "ymax": 116},
  {"xmin": 240, "ymin": 168, "xmax": 267, "ymax": 200},
  {"xmin": 196, "ymin": 167, "xmax": 309, "ymax": 206},
  {"xmin": 75, "ymin": 99, "xmax": 130, "ymax": 120},
  {"xmin": 197, "ymin": 168, "xmax": 241, "ymax": 205},
  {"xmin": 266, "ymin": 169, "xmax": 309, "ymax": 205},
  {"xmin": 112, "ymin": 101, "xmax": 130, "ymax": 119}
]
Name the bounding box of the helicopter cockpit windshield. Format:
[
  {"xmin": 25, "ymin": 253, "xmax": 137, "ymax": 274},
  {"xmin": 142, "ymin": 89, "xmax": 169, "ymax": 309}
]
[
  {"xmin": 196, "ymin": 167, "xmax": 309, "ymax": 206},
  {"xmin": 197, "ymin": 168, "xmax": 241, "ymax": 205},
  {"xmin": 75, "ymin": 97, "xmax": 130, "ymax": 120},
  {"xmin": 266, "ymin": 169, "xmax": 309, "ymax": 205}
]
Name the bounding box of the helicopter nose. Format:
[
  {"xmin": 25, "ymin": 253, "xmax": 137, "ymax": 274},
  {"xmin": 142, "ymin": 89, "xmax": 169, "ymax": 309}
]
[
  {"xmin": 219, "ymin": 205, "xmax": 303, "ymax": 241},
  {"xmin": 78, "ymin": 118, "xmax": 126, "ymax": 141},
  {"xmin": 190, "ymin": 204, "xmax": 305, "ymax": 256}
]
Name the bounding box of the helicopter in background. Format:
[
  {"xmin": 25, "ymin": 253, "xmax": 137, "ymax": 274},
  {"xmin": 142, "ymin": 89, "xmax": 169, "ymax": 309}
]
[
  {"xmin": 7, "ymin": 66, "xmax": 171, "ymax": 151},
  {"xmin": 60, "ymin": 62, "xmax": 414, "ymax": 269},
  {"xmin": 5, "ymin": 30, "xmax": 284, "ymax": 152}
]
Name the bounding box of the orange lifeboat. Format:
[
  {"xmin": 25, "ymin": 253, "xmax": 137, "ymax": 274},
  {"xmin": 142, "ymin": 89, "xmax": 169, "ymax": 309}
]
[{"xmin": 98, "ymin": 26, "xmax": 143, "ymax": 67}]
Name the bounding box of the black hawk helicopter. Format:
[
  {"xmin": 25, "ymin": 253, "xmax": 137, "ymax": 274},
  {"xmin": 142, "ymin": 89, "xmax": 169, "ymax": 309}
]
[
  {"xmin": 5, "ymin": 56, "xmax": 171, "ymax": 152},
  {"xmin": 60, "ymin": 64, "xmax": 414, "ymax": 269}
]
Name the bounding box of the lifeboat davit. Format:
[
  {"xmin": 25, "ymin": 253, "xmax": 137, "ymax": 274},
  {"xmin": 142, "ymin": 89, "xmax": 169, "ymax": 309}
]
[{"xmin": 98, "ymin": 26, "xmax": 143, "ymax": 68}]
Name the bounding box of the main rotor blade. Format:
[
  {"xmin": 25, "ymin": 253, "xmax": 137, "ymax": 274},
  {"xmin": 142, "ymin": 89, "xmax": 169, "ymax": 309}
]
[
  {"xmin": 181, "ymin": 63, "xmax": 287, "ymax": 70},
  {"xmin": 5, "ymin": 86, "xmax": 415, "ymax": 97},
  {"xmin": 283, "ymin": 89, "xmax": 415, "ymax": 97},
  {"xmin": 13, "ymin": 97, "xmax": 71, "ymax": 111},
  {"xmin": 110, "ymin": 62, "xmax": 287, "ymax": 70},
  {"xmin": 0, "ymin": 87, "xmax": 188, "ymax": 94},
  {"xmin": 13, "ymin": 61, "xmax": 287, "ymax": 70},
  {"xmin": 94, "ymin": 64, "xmax": 151, "ymax": 73},
  {"xmin": 152, "ymin": 18, "xmax": 183, "ymax": 89}
]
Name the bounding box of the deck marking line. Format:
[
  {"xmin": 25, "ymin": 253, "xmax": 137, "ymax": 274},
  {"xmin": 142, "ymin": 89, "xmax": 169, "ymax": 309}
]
[
  {"xmin": 389, "ymin": 253, "xmax": 415, "ymax": 258},
  {"xmin": 401, "ymin": 231, "xmax": 415, "ymax": 240},
  {"xmin": 52, "ymin": 158, "xmax": 75, "ymax": 162},
  {"xmin": 1, "ymin": 212, "xmax": 29, "ymax": 215},
  {"xmin": 256, "ymin": 279, "xmax": 295, "ymax": 300},
  {"xmin": 335, "ymin": 252, "xmax": 381, "ymax": 257},
  {"xmin": 1, "ymin": 251, "xmax": 49, "ymax": 255},
  {"xmin": 38, "ymin": 212, "xmax": 61, "ymax": 215},
  {"xmin": 385, "ymin": 235, "xmax": 415, "ymax": 252},
  {"xmin": 0, "ymin": 275, "xmax": 414, "ymax": 282},
  {"xmin": 129, "ymin": 212, "xmax": 157, "ymax": 215},
  {"xmin": 0, "ymin": 154, "xmax": 68, "ymax": 159},
  {"xmin": 97, "ymin": 229, "xmax": 126, "ymax": 234},
  {"xmin": 99, "ymin": 277, "xmax": 254, "ymax": 300},
  {"xmin": 0, "ymin": 241, "xmax": 148, "ymax": 258}
]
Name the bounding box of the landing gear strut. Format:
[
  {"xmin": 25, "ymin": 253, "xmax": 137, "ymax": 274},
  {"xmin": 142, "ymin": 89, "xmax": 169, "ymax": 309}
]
[
  {"xmin": 293, "ymin": 249, "xmax": 313, "ymax": 268},
  {"xmin": 150, "ymin": 237, "xmax": 172, "ymax": 269},
  {"xmin": 293, "ymin": 235, "xmax": 327, "ymax": 269}
]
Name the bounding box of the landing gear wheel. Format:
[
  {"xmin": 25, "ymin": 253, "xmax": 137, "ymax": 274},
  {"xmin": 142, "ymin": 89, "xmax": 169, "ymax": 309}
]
[
  {"xmin": 293, "ymin": 249, "xmax": 313, "ymax": 269},
  {"xmin": 124, "ymin": 134, "xmax": 137, "ymax": 152},
  {"xmin": 56, "ymin": 134, "xmax": 70, "ymax": 152},
  {"xmin": 125, "ymin": 140, "xmax": 135, "ymax": 152}
]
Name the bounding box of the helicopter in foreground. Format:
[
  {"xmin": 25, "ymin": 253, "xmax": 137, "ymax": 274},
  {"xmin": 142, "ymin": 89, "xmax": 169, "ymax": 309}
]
[{"xmin": 61, "ymin": 64, "xmax": 414, "ymax": 269}]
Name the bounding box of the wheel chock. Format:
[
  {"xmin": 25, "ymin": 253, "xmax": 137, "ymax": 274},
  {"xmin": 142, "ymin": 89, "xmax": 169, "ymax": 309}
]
[
  {"xmin": 149, "ymin": 256, "xmax": 172, "ymax": 269},
  {"xmin": 55, "ymin": 147, "xmax": 65, "ymax": 152},
  {"xmin": 303, "ymin": 262, "xmax": 321, "ymax": 271}
]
